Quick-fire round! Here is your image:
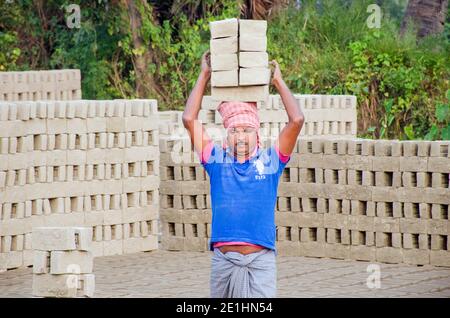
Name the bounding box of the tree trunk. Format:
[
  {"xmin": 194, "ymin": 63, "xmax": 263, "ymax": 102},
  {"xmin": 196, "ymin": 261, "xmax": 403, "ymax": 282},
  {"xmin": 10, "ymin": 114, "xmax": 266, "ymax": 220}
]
[
  {"xmin": 240, "ymin": 0, "xmax": 289, "ymax": 20},
  {"xmin": 400, "ymin": 0, "xmax": 448, "ymax": 38},
  {"xmin": 122, "ymin": 0, "xmax": 161, "ymax": 98}
]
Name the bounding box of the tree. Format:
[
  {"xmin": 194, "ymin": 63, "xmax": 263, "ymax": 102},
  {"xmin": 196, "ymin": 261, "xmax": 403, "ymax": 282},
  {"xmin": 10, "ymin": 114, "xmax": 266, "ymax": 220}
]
[
  {"xmin": 400, "ymin": 0, "xmax": 449, "ymax": 38},
  {"xmin": 240, "ymin": 0, "xmax": 289, "ymax": 19},
  {"xmin": 121, "ymin": 0, "xmax": 163, "ymax": 98}
]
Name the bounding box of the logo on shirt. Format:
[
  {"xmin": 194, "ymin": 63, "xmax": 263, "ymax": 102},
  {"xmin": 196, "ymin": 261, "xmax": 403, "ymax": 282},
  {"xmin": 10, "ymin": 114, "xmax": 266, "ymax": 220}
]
[{"xmin": 254, "ymin": 159, "xmax": 266, "ymax": 180}]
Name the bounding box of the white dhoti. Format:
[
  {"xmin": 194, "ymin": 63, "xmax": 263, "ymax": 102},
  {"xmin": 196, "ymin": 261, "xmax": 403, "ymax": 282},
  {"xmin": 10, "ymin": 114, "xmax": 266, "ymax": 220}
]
[{"xmin": 210, "ymin": 247, "xmax": 277, "ymax": 298}]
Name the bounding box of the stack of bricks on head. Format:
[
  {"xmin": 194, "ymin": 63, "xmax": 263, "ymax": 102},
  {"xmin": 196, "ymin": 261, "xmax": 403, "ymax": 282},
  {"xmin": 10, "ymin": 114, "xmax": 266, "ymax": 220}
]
[
  {"xmin": 210, "ymin": 18, "xmax": 270, "ymax": 102},
  {"xmin": 32, "ymin": 227, "xmax": 94, "ymax": 298}
]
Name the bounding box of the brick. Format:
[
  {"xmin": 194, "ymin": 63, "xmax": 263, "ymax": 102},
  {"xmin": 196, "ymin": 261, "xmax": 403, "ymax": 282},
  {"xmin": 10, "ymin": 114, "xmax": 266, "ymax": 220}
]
[
  {"xmin": 239, "ymin": 67, "xmax": 271, "ymax": 86},
  {"xmin": 0, "ymin": 137, "xmax": 8, "ymax": 154},
  {"xmin": 200, "ymin": 96, "xmax": 220, "ymax": 110},
  {"xmin": 403, "ymin": 233, "xmax": 419, "ymax": 249},
  {"xmin": 161, "ymin": 236, "xmax": 184, "ymax": 251},
  {"xmin": 350, "ymin": 230, "xmax": 365, "ymax": 245},
  {"xmin": 32, "ymin": 273, "xmax": 94, "ymax": 298},
  {"xmin": 32, "ymin": 227, "xmax": 92, "ymax": 251},
  {"xmin": 416, "ymin": 141, "xmax": 431, "ymax": 156},
  {"xmin": 430, "ymin": 234, "xmax": 447, "ymax": 250},
  {"xmin": 239, "ymin": 19, "xmax": 267, "ymax": 36},
  {"xmin": 403, "ymin": 249, "xmax": 429, "ymax": 265},
  {"xmin": 211, "ymin": 70, "xmax": 238, "ymax": 87},
  {"xmin": 402, "ymin": 141, "xmax": 418, "ymax": 157},
  {"xmin": 349, "ymin": 245, "xmax": 376, "ymax": 261},
  {"xmin": 392, "ymin": 233, "xmax": 402, "ymax": 248},
  {"xmin": 0, "ymin": 104, "xmax": 9, "ymax": 120},
  {"xmin": 12, "ymin": 234, "xmax": 24, "ymax": 251},
  {"xmin": 340, "ymin": 95, "xmax": 356, "ymax": 109},
  {"xmin": 376, "ymin": 232, "xmax": 392, "ymax": 247},
  {"xmin": 374, "ymin": 140, "xmax": 393, "ymax": 156},
  {"xmin": 0, "ymin": 251, "xmax": 23, "ymax": 270},
  {"xmin": 239, "ymin": 35, "xmax": 267, "ymax": 52},
  {"xmin": 376, "ymin": 247, "xmax": 403, "ymax": 264},
  {"xmin": 33, "ymin": 250, "xmax": 50, "ymax": 274},
  {"xmin": 32, "ymin": 228, "xmax": 77, "ymax": 251},
  {"xmin": 239, "ymin": 52, "xmax": 268, "ymax": 68},
  {"xmin": 430, "ymin": 250, "xmax": 450, "ymax": 266},
  {"xmin": 431, "ymin": 204, "xmax": 448, "ymax": 219},
  {"xmin": 8, "ymin": 103, "xmax": 17, "ymax": 120},
  {"xmin": 340, "ymin": 229, "xmax": 350, "ymax": 245},
  {"xmin": 50, "ymin": 250, "xmax": 93, "ymax": 274},
  {"xmin": 210, "ymin": 36, "xmax": 238, "ymax": 55},
  {"xmin": 93, "ymin": 225, "xmax": 103, "ymax": 242},
  {"xmin": 211, "ymin": 53, "xmax": 238, "ymax": 71},
  {"xmin": 23, "ymin": 250, "xmax": 33, "ymax": 267},
  {"xmin": 211, "ymin": 85, "xmax": 269, "ymax": 102},
  {"xmin": 430, "ymin": 141, "xmax": 450, "ymax": 157},
  {"xmin": 209, "ymin": 18, "xmax": 238, "ymax": 39},
  {"xmin": 289, "ymin": 197, "xmax": 300, "ymax": 212},
  {"xmin": 103, "ymin": 240, "xmax": 123, "ymax": 256},
  {"xmin": 431, "ymin": 172, "xmax": 449, "ymax": 188},
  {"xmin": 400, "ymin": 157, "xmax": 427, "ymax": 171},
  {"xmin": 80, "ymin": 273, "xmax": 95, "ymax": 297},
  {"xmin": 123, "ymin": 236, "xmax": 157, "ymax": 253},
  {"xmin": 391, "ymin": 201, "xmax": 402, "ymax": 218}
]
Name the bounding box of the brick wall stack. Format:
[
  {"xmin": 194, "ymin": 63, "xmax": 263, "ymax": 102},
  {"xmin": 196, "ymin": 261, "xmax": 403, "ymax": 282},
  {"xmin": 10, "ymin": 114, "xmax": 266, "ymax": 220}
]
[
  {"xmin": 275, "ymin": 138, "xmax": 449, "ymax": 266},
  {"xmin": 158, "ymin": 99, "xmax": 450, "ymax": 266},
  {"xmin": 158, "ymin": 93, "xmax": 357, "ymax": 153},
  {"xmin": 0, "ymin": 99, "xmax": 160, "ymax": 271},
  {"xmin": 159, "ymin": 134, "xmax": 210, "ymax": 252},
  {"xmin": 199, "ymin": 94, "xmax": 357, "ymax": 142},
  {"xmin": 0, "ymin": 66, "xmax": 448, "ymax": 269},
  {"xmin": 0, "ymin": 70, "xmax": 81, "ymax": 102}
]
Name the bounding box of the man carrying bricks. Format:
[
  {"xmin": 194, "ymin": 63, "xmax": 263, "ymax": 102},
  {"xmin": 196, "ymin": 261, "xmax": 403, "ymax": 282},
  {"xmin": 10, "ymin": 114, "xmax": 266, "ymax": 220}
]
[{"xmin": 183, "ymin": 51, "xmax": 304, "ymax": 298}]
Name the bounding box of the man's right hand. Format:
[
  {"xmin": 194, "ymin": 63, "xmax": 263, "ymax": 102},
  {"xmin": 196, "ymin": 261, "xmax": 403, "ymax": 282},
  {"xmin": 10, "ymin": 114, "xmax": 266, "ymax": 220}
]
[
  {"xmin": 183, "ymin": 49, "xmax": 213, "ymax": 161},
  {"xmin": 201, "ymin": 50, "xmax": 211, "ymax": 79}
]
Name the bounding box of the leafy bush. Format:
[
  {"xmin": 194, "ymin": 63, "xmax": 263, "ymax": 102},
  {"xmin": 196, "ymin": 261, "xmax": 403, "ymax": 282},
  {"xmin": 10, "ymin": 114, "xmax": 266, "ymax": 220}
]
[{"xmin": 267, "ymin": 0, "xmax": 449, "ymax": 140}]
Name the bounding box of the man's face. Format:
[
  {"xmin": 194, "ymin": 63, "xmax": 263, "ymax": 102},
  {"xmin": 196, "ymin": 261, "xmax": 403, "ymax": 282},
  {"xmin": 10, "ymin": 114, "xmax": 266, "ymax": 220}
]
[{"xmin": 227, "ymin": 125, "xmax": 258, "ymax": 157}]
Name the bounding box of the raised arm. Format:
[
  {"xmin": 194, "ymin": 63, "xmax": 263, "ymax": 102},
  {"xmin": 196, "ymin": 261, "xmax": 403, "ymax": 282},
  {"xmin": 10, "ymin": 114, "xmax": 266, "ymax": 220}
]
[
  {"xmin": 182, "ymin": 51, "xmax": 212, "ymax": 157},
  {"xmin": 271, "ymin": 60, "xmax": 304, "ymax": 155}
]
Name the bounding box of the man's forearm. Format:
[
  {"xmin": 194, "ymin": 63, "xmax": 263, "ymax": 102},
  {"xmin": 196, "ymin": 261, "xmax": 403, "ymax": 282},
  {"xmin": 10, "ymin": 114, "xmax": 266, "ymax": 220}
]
[
  {"xmin": 274, "ymin": 79, "xmax": 304, "ymax": 123},
  {"xmin": 183, "ymin": 71, "xmax": 210, "ymax": 124}
]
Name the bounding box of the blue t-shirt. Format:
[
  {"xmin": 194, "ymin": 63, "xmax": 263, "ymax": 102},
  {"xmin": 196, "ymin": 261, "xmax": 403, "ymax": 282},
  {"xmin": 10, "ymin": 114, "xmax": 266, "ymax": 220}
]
[{"xmin": 201, "ymin": 144, "xmax": 290, "ymax": 253}]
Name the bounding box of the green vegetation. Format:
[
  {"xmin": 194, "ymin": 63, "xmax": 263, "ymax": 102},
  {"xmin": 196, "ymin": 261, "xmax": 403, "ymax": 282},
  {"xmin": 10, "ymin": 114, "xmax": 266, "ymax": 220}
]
[{"xmin": 0, "ymin": 0, "xmax": 448, "ymax": 140}]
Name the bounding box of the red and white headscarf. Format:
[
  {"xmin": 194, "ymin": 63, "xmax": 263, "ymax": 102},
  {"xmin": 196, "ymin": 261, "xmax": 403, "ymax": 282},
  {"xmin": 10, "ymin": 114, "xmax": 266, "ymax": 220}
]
[{"xmin": 218, "ymin": 101, "xmax": 260, "ymax": 148}]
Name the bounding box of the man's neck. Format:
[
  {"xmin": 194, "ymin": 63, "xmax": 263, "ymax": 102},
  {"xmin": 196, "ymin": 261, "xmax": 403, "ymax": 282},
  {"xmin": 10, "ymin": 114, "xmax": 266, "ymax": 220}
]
[
  {"xmin": 236, "ymin": 155, "xmax": 247, "ymax": 163},
  {"xmin": 233, "ymin": 146, "xmax": 258, "ymax": 163}
]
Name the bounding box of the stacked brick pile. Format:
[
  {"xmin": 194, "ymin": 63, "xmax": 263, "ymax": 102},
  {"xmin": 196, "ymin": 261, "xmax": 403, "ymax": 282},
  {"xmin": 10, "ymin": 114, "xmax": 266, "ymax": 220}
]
[
  {"xmin": 199, "ymin": 94, "xmax": 357, "ymax": 142},
  {"xmin": 0, "ymin": 65, "xmax": 448, "ymax": 271},
  {"xmin": 0, "ymin": 70, "xmax": 81, "ymax": 102},
  {"xmin": 158, "ymin": 133, "xmax": 450, "ymax": 266},
  {"xmin": 275, "ymin": 138, "xmax": 449, "ymax": 266},
  {"xmin": 0, "ymin": 99, "xmax": 160, "ymax": 271},
  {"xmin": 32, "ymin": 227, "xmax": 94, "ymax": 297}
]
